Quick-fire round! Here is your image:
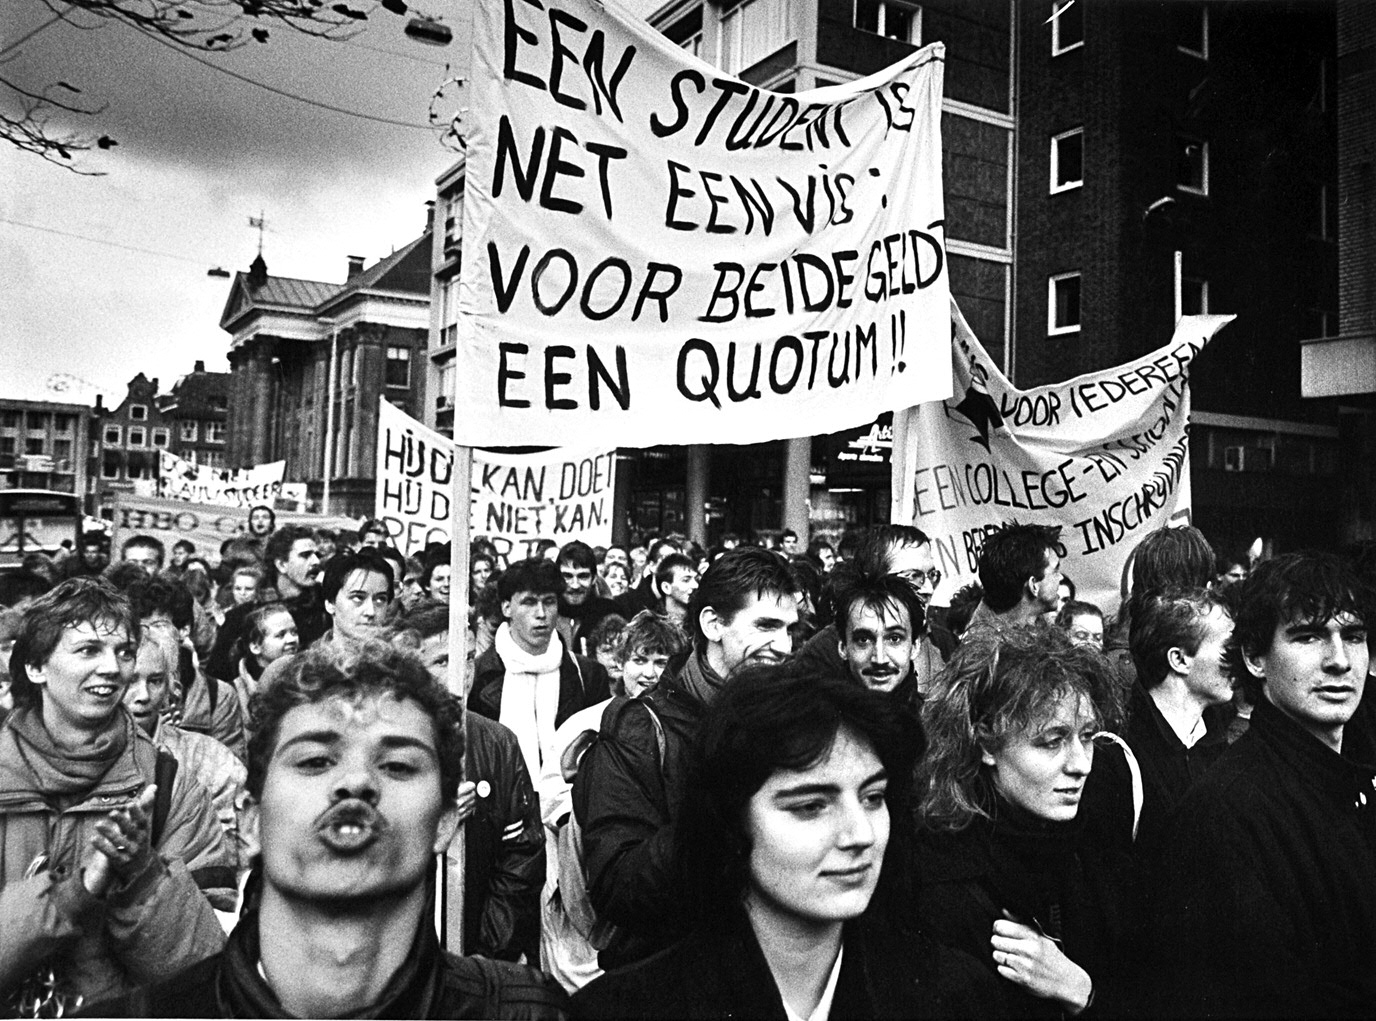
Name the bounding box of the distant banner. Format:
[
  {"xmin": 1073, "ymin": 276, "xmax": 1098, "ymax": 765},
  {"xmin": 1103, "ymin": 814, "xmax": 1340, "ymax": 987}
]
[
  {"xmin": 893, "ymin": 302, "xmax": 1234, "ymax": 615},
  {"xmin": 158, "ymin": 450, "xmax": 285, "ymax": 509},
  {"xmin": 455, "ymin": 0, "xmax": 952, "ymax": 448},
  {"xmin": 111, "ymin": 493, "xmax": 358, "ymax": 557},
  {"xmin": 376, "ymin": 400, "xmax": 616, "ymax": 561}
]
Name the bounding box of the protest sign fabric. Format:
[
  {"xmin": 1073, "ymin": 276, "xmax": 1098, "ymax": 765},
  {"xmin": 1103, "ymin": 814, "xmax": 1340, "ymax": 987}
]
[
  {"xmin": 111, "ymin": 494, "xmax": 358, "ymax": 557},
  {"xmin": 893, "ymin": 301, "xmax": 1234, "ymax": 615},
  {"xmin": 455, "ymin": 0, "xmax": 952, "ymax": 448},
  {"xmin": 158, "ymin": 450, "xmax": 285, "ymax": 509},
  {"xmin": 376, "ymin": 400, "xmax": 616, "ymax": 561}
]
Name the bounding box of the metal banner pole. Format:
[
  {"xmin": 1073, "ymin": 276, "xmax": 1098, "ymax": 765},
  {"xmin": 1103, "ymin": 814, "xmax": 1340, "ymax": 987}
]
[{"xmin": 441, "ymin": 442, "xmax": 474, "ymax": 953}]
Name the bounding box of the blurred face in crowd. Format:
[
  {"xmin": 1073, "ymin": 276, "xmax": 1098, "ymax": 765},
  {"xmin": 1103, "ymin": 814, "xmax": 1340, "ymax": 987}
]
[
  {"xmin": 429, "ymin": 565, "xmax": 452, "ymax": 602},
  {"xmin": 781, "ymin": 534, "xmax": 799, "ymax": 555},
  {"xmin": 701, "ymin": 590, "xmax": 799, "ymax": 677},
  {"xmin": 360, "ymin": 529, "xmax": 386, "ymax": 548},
  {"xmin": 124, "ymin": 641, "xmax": 174, "ymax": 737},
  {"xmin": 1065, "ymin": 613, "xmax": 1104, "ymax": 650},
  {"xmin": 28, "ymin": 618, "xmax": 137, "ymax": 740},
  {"xmin": 470, "ymin": 557, "xmax": 493, "ymax": 593},
  {"xmin": 603, "ymin": 562, "xmax": 630, "ymax": 598},
  {"xmin": 1244, "ymin": 610, "xmax": 1369, "ymax": 751},
  {"xmin": 171, "ymin": 545, "xmax": 191, "ymax": 568},
  {"xmin": 123, "ymin": 543, "xmax": 163, "ymax": 577},
  {"xmin": 1216, "ymin": 562, "xmax": 1247, "ymax": 590},
  {"xmin": 249, "ymin": 508, "xmax": 275, "ymax": 538},
  {"xmin": 661, "ymin": 566, "xmax": 699, "ymax": 610},
  {"xmin": 328, "ymin": 569, "xmax": 392, "ymax": 648},
  {"xmin": 620, "ymin": 644, "xmax": 670, "ymax": 698},
  {"xmin": 315, "ymin": 534, "xmax": 337, "ymax": 561},
  {"xmin": 744, "ymin": 725, "xmax": 888, "ymax": 933},
  {"xmin": 840, "ymin": 598, "xmax": 916, "ymax": 694},
  {"xmin": 604, "ymin": 548, "xmax": 629, "ymax": 571},
  {"xmin": 889, "ymin": 541, "xmax": 938, "ymax": 609},
  {"xmin": 982, "ymin": 688, "xmax": 1096, "ymax": 823},
  {"xmin": 595, "ymin": 639, "xmax": 623, "ymax": 685},
  {"xmin": 81, "ymin": 540, "xmax": 110, "ymax": 571},
  {"xmin": 418, "ymin": 630, "xmax": 476, "ymax": 696},
  {"xmin": 817, "ymin": 547, "xmax": 836, "ymax": 573},
  {"xmin": 232, "ymin": 572, "xmax": 260, "ymax": 606},
  {"xmin": 251, "ymin": 609, "xmax": 299, "ymax": 668},
  {"xmin": 629, "ymin": 547, "xmax": 648, "ymax": 574},
  {"xmin": 399, "ymin": 569, "xmax": 426, "ymax": 612},
  {"xmin": 277, "ymin": 539, "xmax": 321, "ymax": 591},
  {"xmin": 503, "ymin": 589, "xmax": 559, "ymax": 656},
  {"xmin": 1183, "ymin": 604, "xmax": 1234, "ymax": 706},
  {"xmin": 559, "ymin": 561, "xmax": 595, "ymax": 607},
  {"xmin": 1034, "ymin": 548, "xmax": 1064, "ymax": 614},
  {"xmin": 245, "ymin": 692, "xmax": 460, "ymax": 911}
]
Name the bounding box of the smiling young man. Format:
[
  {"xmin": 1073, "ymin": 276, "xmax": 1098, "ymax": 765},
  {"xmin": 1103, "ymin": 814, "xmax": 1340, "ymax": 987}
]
[
  {"xmin": 91, "ymin": 641, "xmax": 565, "ymax": 1018},
  {"xmin": 1138, "ymin": 553, "xmax": 1376, "ymax": 1016},
  {"xmin": 572, "ymin": 547, "xmax": 800, "ymax": 969},
  {"xmin": 0, "ymin": 579, "xmax": 228, "ymax": 1011},
  {"xmin": 468, "ymin": 558, "xmax": 610, "ymax": 784},
  {"xmin": 554, "ymin": 541, "xmax": 620, "ymax": 658},
  {"xmin": 836, "ymin": 573, "xmax": 927, "ymax": 709}
]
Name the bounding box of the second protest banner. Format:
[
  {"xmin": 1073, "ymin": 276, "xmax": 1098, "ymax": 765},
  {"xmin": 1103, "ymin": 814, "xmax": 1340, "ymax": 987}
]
[
  {"xmin": 894, "ymin": 302, "xmax": 1234, "ymax": 615},
  {"xmin": 376, "ymin": 400, "xmax": 615, "ymax": 561}
]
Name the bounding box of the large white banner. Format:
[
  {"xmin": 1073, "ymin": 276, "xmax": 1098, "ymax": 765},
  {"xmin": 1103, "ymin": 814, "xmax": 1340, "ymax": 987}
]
[
  {"xmin": 376, "ymin": 400, "xmax": 616, "ymax": 561},
  {"xmin": 158, "ymin": 450, "xmax": 285, "ymax": 509},
  {"xmin": 112, "ymin": 494, "xmax": 358, "ymax": 558},
  {"xmin": 455, "ymin": 0, "xmax": 952, "ymax": 448},
  {"xmin": 893, "ymin": 303, "xmax": 1234, "ymax": 615}
]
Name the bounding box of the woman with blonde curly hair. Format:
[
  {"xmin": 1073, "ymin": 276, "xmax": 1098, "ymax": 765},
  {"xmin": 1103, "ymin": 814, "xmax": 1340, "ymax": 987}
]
[{"xmin": 915, "ymin": 623, "xmax": 1130, "ymax": 1018}]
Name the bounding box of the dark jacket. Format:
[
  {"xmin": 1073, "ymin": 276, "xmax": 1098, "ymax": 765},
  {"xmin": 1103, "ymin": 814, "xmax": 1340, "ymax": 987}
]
[
  {"xmin": 1135, "ymin": 694, "xmax": 1376, "ymax": 1018},
  {"xmin": 570, "ymin": 651, "xmax": 706, "ymax": 969},
  {"xmin": 83, "ymin": 907, "xmax": 567, "ymax": 1018},
  {"xmin": 558, "ymin": 596, "xmax": 622, "ymax": 658},
  {"xmin": 915, "ymin": 804, "xmax": 1131, "ymax": 1018},
  {"xmin": 613, "ymin": 576, "xmax": 658, "ymax": 619},
  {"xmin": 570, "ymin": 908, "xmax": 1002, "ymax": 1020},
  {"xmin": 1080, "ymin": 681, "xmax": 1227, "ymax": 856},
  {"xmin": 463, "ymin": 714, "xmax": 545, "ymax": 962},
  {"xmin": 178, "ymin": 668, "xmax": 246, "ymax": 763},
  {"xmin": 469, "ymin": 645, "xmax": 611, "ymax": 735}
]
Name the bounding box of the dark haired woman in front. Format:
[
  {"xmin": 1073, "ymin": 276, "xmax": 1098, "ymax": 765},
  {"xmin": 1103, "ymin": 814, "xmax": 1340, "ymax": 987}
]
[
  {"xmin": 572, "ymin": 663, "xmax": 996, "ymax": 1019},
  {"xmin": 915, "ymin": 624, "xmax": 1129, "ymax": 1018}
]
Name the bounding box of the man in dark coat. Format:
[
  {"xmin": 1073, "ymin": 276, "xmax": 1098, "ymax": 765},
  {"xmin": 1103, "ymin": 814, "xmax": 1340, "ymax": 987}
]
[
  {"xmin": 554, "ymin": 541, "xmax": 620, "ymax": 658},
  {"xmin": 572, "ymin": 547, "xmax": 800, "ymax": 969},
  {"xmin": 1136, "ymin": 552, "xmax": 1376, "ymax": 1017}
]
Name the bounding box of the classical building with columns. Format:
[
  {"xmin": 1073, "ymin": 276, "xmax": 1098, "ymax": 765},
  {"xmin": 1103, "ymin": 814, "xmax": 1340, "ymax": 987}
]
[{"xmin": 220, "ymin": 240, "xmax": 431, "ymax": 517}]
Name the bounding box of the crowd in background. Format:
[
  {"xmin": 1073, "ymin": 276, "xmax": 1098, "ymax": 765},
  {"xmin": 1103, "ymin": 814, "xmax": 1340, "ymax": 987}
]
[{"xmin": 0, "ymin": 508, "xmax": 1372, "ymax": 1018}]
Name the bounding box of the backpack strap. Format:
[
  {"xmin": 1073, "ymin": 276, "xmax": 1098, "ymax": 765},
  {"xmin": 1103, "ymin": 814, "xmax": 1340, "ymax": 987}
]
[
  {"xmin": 151, "ymin": 748, "xmax": 178, "ymax": 847},
  {"xmin": 1093, "ymin": 731, "xmax": 1143, "ymax": 842}
]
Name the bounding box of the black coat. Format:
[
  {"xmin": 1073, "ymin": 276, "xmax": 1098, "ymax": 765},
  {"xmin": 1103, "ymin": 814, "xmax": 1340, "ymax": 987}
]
[
  {"xmin": 469, "ymin": 644, "xmax": 611, "ymax": 735},
  {"xmin": 570, "ymin": 651, "xmax": 706, "ymax": 969},
  {"xmin": 570, "ymin": 909, "xmax": 1001, "ymax": 1020},
  {"xmin": 1134, "ymin": 694, "xmax": 1376, "ymax": 1018}
]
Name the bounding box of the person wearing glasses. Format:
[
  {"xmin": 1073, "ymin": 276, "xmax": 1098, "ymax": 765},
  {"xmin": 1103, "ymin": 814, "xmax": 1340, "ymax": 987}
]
[{"xmin": 965, "ymin": 524, "xmax": 1065, "ymax": 633}]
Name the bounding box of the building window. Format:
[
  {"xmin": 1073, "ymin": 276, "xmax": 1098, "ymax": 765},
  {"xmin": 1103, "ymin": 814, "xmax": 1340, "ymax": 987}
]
[
  {"xmin": 1175, "ymin": 5, "xmax": 1207, "ymax": 59},
  {"xmin": 180, "ymin": 421, "xmax": 198, "ymax": 442},
  {"xmin": 102, "ymin": 456, "xmax": 121, "ymax": 479},
  {"xmin": 206, "ymin": 422, "xmax": 227, "ymax": 443},
  {"xmin": 0, "ymin": 436, "xmax": 14, "ymax": 455},
  {"xmin": 0, "ymin": 411, "xmax": 18, "ymax": 429},
  {"xmin": 1048, "ymin": 272, "xmax": 1082, "ymax": 335},
  {"xmin": 25, "ymin": 438, "xmax": 45, "ymax": 455},
  {"xmin": 129, "ymin": 404, "xmax": 148, "ymax": 421},
  {"xmin": 52, "ymin": 414, "xmax": 73, "ymax": 434},
  {"xmin": 53, "ymin": 439, "xmax": 72, "ymax": 463},
  {"xmin": 1301, "ymin": 309, "xmax": 1336, "ymax": 340},
  {"xmin": 1050, "ymin": 128, "xmax": 1084, "ymax": 193},
  {"xmin": 854, "ymin": 1, "xmax": 921, "ymax": 44},
  {"xmin": 127, "ymin": 427, "xmax": 146, "ymax": 448},
  {"xmin": 1175, "ymin": 136, "xmax": 1208, "ymax": 195},
  {"xmin": 104, "ymin": 425, "xmax": 122, "ymax": 445},
  {"xmin": 1051, "ymin": 0, "xmax": 1083, "ymax": 55},
  {"xmin": 385, "ymin": 346, "xmax": 412, "ymax": 388},
  {"xmin": 1312, "ymin": 183, "xmax": 1336, "ymax": 241},
  {"xmin": 27, "ymin": 412, "xmax": 49, "ymax": 433},
  {"xmin": 1182, "ymin": 278, "xmax": 1209, "ymax": 316},
  {"xmin": 152, "ymin": 428, "xmax": 170, "ymax": 448},
  {"xmin": 719, "ymin": 0, "xmax": 795, "ymax": 75}
]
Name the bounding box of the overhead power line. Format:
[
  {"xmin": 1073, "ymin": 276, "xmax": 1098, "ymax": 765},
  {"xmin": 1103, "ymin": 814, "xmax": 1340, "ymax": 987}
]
[{"xmin": 0, "ymin": 216, "xmax": 224, "ymax": 266}]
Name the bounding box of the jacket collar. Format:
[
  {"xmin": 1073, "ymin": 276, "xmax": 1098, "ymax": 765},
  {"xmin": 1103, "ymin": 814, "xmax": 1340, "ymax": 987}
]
[{"xmin": 1252, "ymin": 694, "xmax": 1376, "ymax": 801}]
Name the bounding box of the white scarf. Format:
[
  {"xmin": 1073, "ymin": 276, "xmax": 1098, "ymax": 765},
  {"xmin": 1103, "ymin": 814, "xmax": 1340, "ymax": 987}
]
[{"xmin": 495, "ymin": 622, "xmax": 564, "ymax": 779}]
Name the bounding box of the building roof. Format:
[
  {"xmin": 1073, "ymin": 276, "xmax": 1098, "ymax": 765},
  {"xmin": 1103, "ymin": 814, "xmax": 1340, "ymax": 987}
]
[{"xmin": 160, "ymin": 368, "xmax": 230, "ymax": 419}]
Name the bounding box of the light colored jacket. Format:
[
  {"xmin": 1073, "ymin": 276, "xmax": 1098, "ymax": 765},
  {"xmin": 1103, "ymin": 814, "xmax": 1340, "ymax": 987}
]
[{"xmin": 0, "ymin": 715, "xmax": 228, "ymax": 1011}]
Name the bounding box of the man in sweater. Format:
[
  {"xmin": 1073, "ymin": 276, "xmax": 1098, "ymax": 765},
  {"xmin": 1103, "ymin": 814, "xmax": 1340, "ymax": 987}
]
[{"xmin": 1137, "ymin": 553, "xmax": 1376, "ymax": 1016}]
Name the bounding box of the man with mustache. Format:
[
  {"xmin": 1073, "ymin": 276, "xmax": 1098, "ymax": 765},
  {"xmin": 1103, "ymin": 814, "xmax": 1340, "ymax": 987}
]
[
  {"xmin": 836, "ymin": 572, "xmax": 927, "ymax": 710},
  {"xmin": 90, "ymin": 641, "xmax": 566, "ymax": 1018},
  {"xmin": 1136, "ymin": 553, "xmax": 1376, "ymax": 1016},
  {"xmin": 573, "ymin": 547, "xmax": 800, "ymax": 969}
]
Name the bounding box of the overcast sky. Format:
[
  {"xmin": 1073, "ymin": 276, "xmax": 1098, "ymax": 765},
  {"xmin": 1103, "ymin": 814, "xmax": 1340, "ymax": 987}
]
[{"xmin": 1, "ymin": 0, "xmax": 479, "ymax": 405}]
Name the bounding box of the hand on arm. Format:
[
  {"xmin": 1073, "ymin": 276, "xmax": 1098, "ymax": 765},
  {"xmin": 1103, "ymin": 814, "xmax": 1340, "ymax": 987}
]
[{"xmin": 991, "ymin": 915, "xmax": 1094, "ymax": 1015}]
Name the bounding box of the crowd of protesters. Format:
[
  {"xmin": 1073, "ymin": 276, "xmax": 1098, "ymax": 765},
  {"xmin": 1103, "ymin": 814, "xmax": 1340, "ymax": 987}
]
[{"xmin": 0, "ymin": 508, "xmax": 1373, "ymax": 1018}]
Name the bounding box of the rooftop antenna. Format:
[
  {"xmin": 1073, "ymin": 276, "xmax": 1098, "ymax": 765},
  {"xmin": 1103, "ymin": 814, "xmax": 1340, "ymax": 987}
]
[{"xmin": 249, "ymin": 211, "xmax": 268, "ymax": 255}]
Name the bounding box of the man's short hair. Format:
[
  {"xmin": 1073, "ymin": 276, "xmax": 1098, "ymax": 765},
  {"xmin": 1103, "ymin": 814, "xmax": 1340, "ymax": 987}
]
[
  {"xmin": 655, "ymin": 553, "xmax": 696, "ymax": 598},
  {"xmin": 121, "ymin": 534, "xmax": 165, "ymax": 565},
  {"xmin": 265, "ymin": 524, "xmax": 317, "ymax": 573},
  {"xmin": 1129, "ymin": 588, "xmax": 1221, "ymax": 689},
  {"xmin": 394, "ymin": 602, "xmax": 451, "ymax": 640},
  {"xmin": 1225, "ymin": 552, "xmax": 1371, "ymax": 705},
  {"xmin": 836, "ymin": 572, "xmax": 926, "ymax": 643},
  {"xmin": 1128, "ymin": 526, "xmax": 1216, "ymax": 618},
  {"xmin": 556, "ymin": 540, "xmax": 597, "ymax": 572},
  {"xmin": 245, "ymin": 641, "xmax": 464, "ymax": 805},
  {"xmin": 9, "ymin": 578, "xmax": 138, "ymax": 710},
  {"xmin": 358, "ymin": 518, "xmax": 389, "ymax": 542},
  {"xmin": 128, "ymin": 574, "xmax": 195, "ymax": 631},
  {"xmin": 321, "ymin": 549, "xmax": 396, "ymax": 605},
  {"xmin": 977, "ymin": 524, "xmax": 1062, "ymax": 613},
  {"xmin": 686, "ymin": 547, "xmax": 798, "ymax": 652},
  {"xmin": 497, "ymin": 557, "xmax": 564, "ymax": 602},
  {"xmin": 171, "ymin": 539, "xmax": 196, "ymax": 555},
  {"xmin": 616, "ymin": 609, "xmax": 689, "ymax": 662},
  {"xmin": 850, "ymin": 525, "xmax": 930, "ymax": 575}
]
